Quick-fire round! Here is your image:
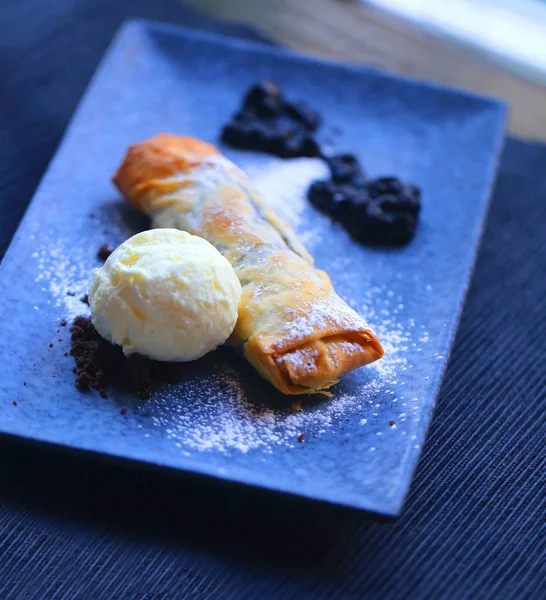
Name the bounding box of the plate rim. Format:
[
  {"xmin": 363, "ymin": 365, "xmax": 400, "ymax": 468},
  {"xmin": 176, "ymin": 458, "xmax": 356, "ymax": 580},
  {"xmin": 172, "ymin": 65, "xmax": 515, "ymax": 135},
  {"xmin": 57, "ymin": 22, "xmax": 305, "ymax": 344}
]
[{"xmin": 0, "ymin": 19, "xmax": 508, "ymax": 516}]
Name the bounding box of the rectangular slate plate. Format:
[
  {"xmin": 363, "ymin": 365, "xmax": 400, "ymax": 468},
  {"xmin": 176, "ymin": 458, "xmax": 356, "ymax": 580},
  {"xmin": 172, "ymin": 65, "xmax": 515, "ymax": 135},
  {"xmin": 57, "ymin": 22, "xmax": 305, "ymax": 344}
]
[{"xmin": 0, "ymin": 21, "xmax": 506, "ymax": 516}]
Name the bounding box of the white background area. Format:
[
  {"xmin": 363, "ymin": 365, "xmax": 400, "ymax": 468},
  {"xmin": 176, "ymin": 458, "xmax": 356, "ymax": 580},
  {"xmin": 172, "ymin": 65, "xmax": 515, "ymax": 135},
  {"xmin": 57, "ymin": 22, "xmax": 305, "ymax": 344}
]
[{"xmin": 365, "ymin": 0, "xmax": 546, "ymax": 82}]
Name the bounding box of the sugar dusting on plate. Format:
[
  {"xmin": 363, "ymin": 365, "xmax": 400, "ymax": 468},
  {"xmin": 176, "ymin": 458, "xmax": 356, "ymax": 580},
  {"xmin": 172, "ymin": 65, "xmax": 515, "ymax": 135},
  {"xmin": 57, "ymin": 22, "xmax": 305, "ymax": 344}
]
[
  {"xmin": 150, "ymin": 272, "xmax": 423, "ymax": 455},
  {"xmin": 247, "ymin": 156, "xmax": 329, "ymax": 249},
  {"xmin": 31, "ymin": 156, "xmax": 428, "ymax": 456},
  {"xmin": 150, "ymin": 157, "xmax": 428, "ymax": 455},
  {"xmin": 31, "ymin": 209, "xmax": 133, "ymax": 319},
  {"xmin": 32, "ymin": 234, "xmax": 93, "ymax": 320}
]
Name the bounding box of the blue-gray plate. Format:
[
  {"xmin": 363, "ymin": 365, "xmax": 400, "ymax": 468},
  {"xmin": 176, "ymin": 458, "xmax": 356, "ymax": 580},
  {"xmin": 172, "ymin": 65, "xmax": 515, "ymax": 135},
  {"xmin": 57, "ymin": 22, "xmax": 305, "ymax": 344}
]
[{"xmin": 0, "ymin": 21, "xmax": 506, "ymax": 516}]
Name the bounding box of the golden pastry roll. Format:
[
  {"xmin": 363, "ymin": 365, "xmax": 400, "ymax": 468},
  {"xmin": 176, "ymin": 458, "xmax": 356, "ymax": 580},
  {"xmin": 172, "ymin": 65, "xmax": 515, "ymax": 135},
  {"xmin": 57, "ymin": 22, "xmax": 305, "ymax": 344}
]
[{"xmin": 113, "ymin": 133, "xmax": 383, "ymax": 395}]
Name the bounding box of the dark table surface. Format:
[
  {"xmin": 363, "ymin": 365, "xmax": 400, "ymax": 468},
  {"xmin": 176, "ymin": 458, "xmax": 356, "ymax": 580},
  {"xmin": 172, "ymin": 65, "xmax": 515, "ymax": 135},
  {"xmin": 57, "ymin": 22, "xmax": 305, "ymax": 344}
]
[{"xmin": 1, "ymin": 1, "xmax": 545, "ymax": 599}]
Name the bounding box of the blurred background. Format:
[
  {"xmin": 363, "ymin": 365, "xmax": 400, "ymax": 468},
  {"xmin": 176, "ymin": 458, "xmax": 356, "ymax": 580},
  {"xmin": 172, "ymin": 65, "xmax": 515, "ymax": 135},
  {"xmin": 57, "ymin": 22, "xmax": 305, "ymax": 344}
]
[
  {"xmin": 3, "ymin": 0, "xmax": 546, "ymax": 256},
  {"xmin": 188, "ymin": 0, "xmax": 546, "ymax": 140}
]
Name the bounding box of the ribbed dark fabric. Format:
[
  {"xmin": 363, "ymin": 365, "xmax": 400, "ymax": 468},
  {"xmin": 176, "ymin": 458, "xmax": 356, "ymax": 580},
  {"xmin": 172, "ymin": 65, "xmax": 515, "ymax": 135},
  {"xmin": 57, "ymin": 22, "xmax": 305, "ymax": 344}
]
[{"xmin": 0, "ymin": 2, "xmax": 544, "ymax": 599}]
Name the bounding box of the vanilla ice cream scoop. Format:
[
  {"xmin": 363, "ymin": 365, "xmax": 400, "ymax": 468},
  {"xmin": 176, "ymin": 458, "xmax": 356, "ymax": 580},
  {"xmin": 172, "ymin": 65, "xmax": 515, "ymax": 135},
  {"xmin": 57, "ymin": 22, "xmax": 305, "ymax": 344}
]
[{"xmin": 88, "ymin": 229, "xmax": 242, "ymax": 362}]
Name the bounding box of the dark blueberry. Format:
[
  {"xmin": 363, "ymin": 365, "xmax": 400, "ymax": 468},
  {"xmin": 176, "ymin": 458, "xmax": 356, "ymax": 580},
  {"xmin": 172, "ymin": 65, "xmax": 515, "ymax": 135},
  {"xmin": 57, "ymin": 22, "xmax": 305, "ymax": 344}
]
[
  {"xmin": 348, "ymin": 189, "xmax": 371, "ymax": 217},
  {"xmin": 367, "ymin": 176, "xmax": 403, "ymax": 198},
  {"xmin": 247, "ymin": 122, "xmax": 283, "ymax": 153},
  {"xmin": 365, "ymin": 178, "xmax": 421, "ymax": 216},
  {"xmin": 373, "ymin": 187, "xmax": 420, "ymax": 217},
  {"xmin": 233, "ymin": 109, "xmax": 257, "ymax": 124},
  {"xmin": 275, "ymin": 114, "xmax": 306, "ymax": 135},
  {"xmin": 348, "ymin": 195, "xmax": 418, "ymax": 245},
  {"xmin": 353, "ymin": 211, "xmax": 416, "ymax": 246},
  {"xmin": 285, "ymin": 100, "xmax": 321, "ymax": 131},
  {"xmin": 268, "ymin": 137, "xmax": 290, "ymax": 157},
  {"xmin": 221, "ymin": 121, "xmax": 252, "ymax": 147},
  {"xmin": 331, "ymin": 186, "xmax": 366, "ymax": 222},
  {"xmin": 278, "ymin": 136, "xmax": 300, "ymax": 158},
  {"xmin": 308, "ymin": 180, "xmax": 334, "ymax": 213},
  {"xmin": 222, "ymin": 121, "xmax": 271, "ymax": 150},
  {"xmin": 400, "ymin": 184, "xmax": 422, "ymax": 216},
  {"xmin": 251, "ymin": 96, "xmax": 281, "ymax": 116},
  {"xmin": 335, "ymin": 189, "xmax": 369, "ymax": 228},
  {"xmin": 278, "ymin": 133, "xmax": 321, "ymax": 158},
  {"xmin": 404, "ymin": 184, "xmax": 421, "ymax": 202},
  {"xmin": 352, "ymin": 173, "xmax": 367, "ymax": 190},
  {"xmin": 270, "ymin": 118, "xmax": 321, "ymax": 158},
  {"xmin": 375, "ymin": 193, "xmax": 417, "ymax": 213},
  {"xmin": 267, "ymin": 120, "xmax": 296, "ymax": 149},
  {"xmin": 327, "ymin": 154, "xmax": 366, "ymax": 186},
  {"xmin": 301, "ymin": 135, "xmax": 321, "ymax": 157},
  {"xmin": 243, "ymin": 81, "xmax": 284, "ymax": 117},
  {"xmin": 308, "ymin": 181, "xmax": 363, "ymax": 221},
  {"xmin": 264, "ymin": 126, "xmax": 296, "ymax": 155}
]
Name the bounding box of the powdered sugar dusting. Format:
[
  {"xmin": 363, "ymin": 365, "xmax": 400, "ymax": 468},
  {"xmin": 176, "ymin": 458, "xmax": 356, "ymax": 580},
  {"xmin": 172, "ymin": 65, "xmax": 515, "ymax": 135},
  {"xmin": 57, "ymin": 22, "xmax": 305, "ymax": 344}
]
[
  {"xmin": 30, "ymin": 209, "xmax": 131, "ymax": 319},
  {"xmin": 29, "ymin": 155, "xmax": 429, "ymax": 457},
  {"xmin": 32, "ymin": 234, "xmax": 93, "ymax": 319},
  {"xmin": 151, "ymin": 363, "xmax": 379, "ymax": 454},
  {"xmin": 282, "ymin": 292, "xmax": 371, "ymax": 342},
  {"xmin": 147, "ymin": 214, "xmax": 427, "ymax": 453},
  {"xmin": 247, "ymin": 157, "xmax": 328, "ymax": 247},
  {"xmin": 151, "ymin": 273, "xmax": 427, "ymax": 454}
]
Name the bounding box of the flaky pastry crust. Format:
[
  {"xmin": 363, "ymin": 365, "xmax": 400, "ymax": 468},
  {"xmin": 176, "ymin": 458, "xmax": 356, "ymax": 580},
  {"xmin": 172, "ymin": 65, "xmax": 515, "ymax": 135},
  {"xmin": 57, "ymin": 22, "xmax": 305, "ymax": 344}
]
[{"xmin": 113, "ymin": 134, "xmax": 383, "ymax": 394}]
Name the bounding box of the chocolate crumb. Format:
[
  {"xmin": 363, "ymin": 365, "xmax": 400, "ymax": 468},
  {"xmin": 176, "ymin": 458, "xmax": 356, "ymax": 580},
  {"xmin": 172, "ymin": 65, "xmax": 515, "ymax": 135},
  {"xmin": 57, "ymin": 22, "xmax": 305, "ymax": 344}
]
[
  {"xmin": 80, "ymin": 294, "xmax": 89, "ymax": 305},
  {"xmin": 99, "ymin": 389, "xmax": 108, "ymax": 399},
  {"xmin": 120, "ymin": 408, "xmax": 127, "ymax": 415},
  {"xmin": 52, "ymin": 373, "xmax": 56, "ymax": 377},
  {"xmin": 75, "ymin": 370, "xmax": 91, "ymax": 389},
  {"xmin": 12, "ymin": 401, "xmax": 17, "ymax": 406},
  {"xmin": 291, "ymin": 400, "xmax": 301, "ymax": 412},
  {"xmin": 23, "ymin": 382, "xmax": 26, "ymax": 386},
  {"xmin": 49, "ymin": 343, "xmax": 53, "ymax": 348},
  {"xmin": 70, "ymin": 316, "xmax": 165, "ymax": 400},
  {"xmin": 72, "ymin": 367, "xmax": 77, "ymax": 374},
  {"xmin": 60, "ymin": 319, "xmax": 67, "ymax": 327},
  {"xmin": 58, "ymin": 338, "xmax": 63, "ymax": 342},
  {"xmin": 64, "ymin": 352, "xmax": 69, "ymax": 357},
  {"xmin": 298, "ymin": 433, "xmax": 306, "ymax": 443},
  {"xmin": 97, "ymin": 242, "xmax": 115, "ymax": 261},
  {"xmin": 389, "ymin": 420, "xmax": 396, "ymax": 426},
  {"xmin": 67, "ymin": 291, "xmax": 76, "ymax": 297}
]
